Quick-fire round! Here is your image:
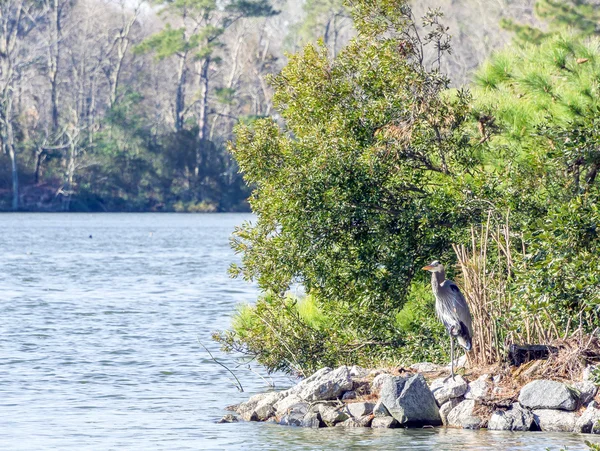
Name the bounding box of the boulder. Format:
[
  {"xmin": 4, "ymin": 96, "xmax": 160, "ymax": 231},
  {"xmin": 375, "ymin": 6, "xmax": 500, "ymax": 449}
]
[
  {"xmin": 291, "ymin": 366, "xmax": 353, "ymax": 402},
  {"xmin": 371, "ymin": 416, "xmax": 399, "ymax": 428},
  {"xmin": 301, "ymin": 411, "xmax": 322, "ymax": 428},
  {"xmin": 371, "ymin": 373, "xmax": 393, "ymax": 394},
  {"xmin": 410, "ymin": 362, "xmax": 445, "ymax": 373},
  {"xmin": 430, "ymin": 375, "xmax": 468, "ymax": 405},
  {"xmin": 278, "ymin": 402, "xmax": 308, "ymax": 426},
  {"xmin": 518, "ymin": 380, "xmax": 577, "ymax": 411},
  {"xmin": 336, "ymin": 415, "xmax": 373, "ymax": 428},
  {"xmin": 274, "ymin": 394, "xmax": 303, "ymax": 415},
  {"xmin": 373, "ymin": 399, "xmax": 390, "ymax": 417},
  {"xmin": 342, "ymin": 391, "xmax": 357, "ymax": 401},
  {"xmin": 439, "ymin": 397, "xmax": 463, "ymax": 426},
  {"xmin": 318, "ymin": 405, "xmax": 349, "ymax": 427},
  {"xmin": 237, "ymin": 391, "xmax": 284, "ymax": 421},
  {"xmin": 217, "ymin": 414, "xmax": 239, "ymax": 423},
  {"xmin": 533, "ymin": 409, "xmax": 577, "ymax": 432},
  {"xmin": 465, "ymin": 375, "xmax": 490, "ymax": 401},
  {"xmin": 254, "ymin": 391, "xmax": 286, "ymax": 420},
  {"xmin": 446, "ymin": 399, "xmax": 484, "ymax": 429},
  {"xmin": 574, "ymin": 381, "xmax": 597, "ymax": 406},
  {"xmin": 574, "ymin": 401, "xmax": 600, "ymax": 433},
  {"xmin": 349, "ymin": 365, "xmax": 369, "ymax": 378},
  {"xmin": 380, "ymin": 374, "xmax": 441, "ymax": 426},
  {"xmin": 346, "ymin": 402, "xmax": 374, "ymax": 418},
  {"xmin": 488, "ymin": 403, "xmax": 534, "ymax": 431},
  {"xmin": 446, "ymin": 354, "xmax": 467, "ymax": 370}
]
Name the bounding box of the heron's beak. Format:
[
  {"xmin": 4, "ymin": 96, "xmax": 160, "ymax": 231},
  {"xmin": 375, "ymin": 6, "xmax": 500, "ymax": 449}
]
[{"xmin": 422, "ymin": 265, "xmax": 433, "ymax": 271}]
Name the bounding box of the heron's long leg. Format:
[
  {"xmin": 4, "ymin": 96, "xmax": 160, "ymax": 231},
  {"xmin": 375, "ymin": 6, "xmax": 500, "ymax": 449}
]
[{"xmin": 450, "ymin": 336, "xmax": 455, "ymax": 380}]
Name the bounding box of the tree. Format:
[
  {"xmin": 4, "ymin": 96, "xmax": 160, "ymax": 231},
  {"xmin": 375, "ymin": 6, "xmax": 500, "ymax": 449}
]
[
  {"xmin": 501, "ymin": 0, "xmax": 600, "ymax": 44},
  {"xmin": 0, "ymin": 0, "xmax": 42, "ymax": 210},
  {"xmin": 136, "ymin": 0, "xmax": 277, "ymax": 179},
  {"xmin": 220, "ymin": 0, "xmax": 483, "ymax": 373}
]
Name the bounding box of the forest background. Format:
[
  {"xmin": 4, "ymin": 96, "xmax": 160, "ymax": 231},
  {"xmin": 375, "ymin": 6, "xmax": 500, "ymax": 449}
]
[{"xmin": 0, "ymin": 0, "xmax": 541, "ymax": 212}]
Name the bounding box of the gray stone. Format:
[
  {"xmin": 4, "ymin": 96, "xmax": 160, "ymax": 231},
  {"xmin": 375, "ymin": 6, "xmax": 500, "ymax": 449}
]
[
  {"xmin": 217, "ymin": 414, "xmax": 239, "ymax": 423},
  {"xmin": 465, "ymin": 375, "xmax": 490, "ymax": 401},
  {"xmin": 446, "ymin": 399, "xmax": 483, "ymax": 429},
  {"xmin": 488, "ymin": 403, "xmax": 534, "ymax": 431},
  {"xmin": 371, "ymin": 416, "xmax": 399, "ymax": 428},
  {"xmin": 373, "ymin": 399, "xmax": 390, "ymax": 417},
  {"xmin": 350, "ymin": 365, "xmax": 368, "ymax": 378},
  {"xmin": 492, "ymin": 375, "xmax": 502, "ymax": 385},
  {"xmin": 318, "ymin": 405, "xmax": 349, "ymax": 426},
  {"xmin": 410, "ymin": 362, "xmax": 445, "ymax": 373},
  {"xmin": 346, "ymin": 402, "xmax": 374, "ymax": 418},
  {"xmin": 278, "ymin": 402, "xmax": 309, "ymax": 426},
  {"xmin": 291, "ymin": 366, "xmax": 353, "ymax": 402},
  {"xmin": 273, "ymin": 394, "xmax": 303, "ymax": 415},
  {"xmin": 574, "ymin": 381, "xmax": 597, "ymax": 406},
  {"xmin": 518, "ymin": 380, "xmax": 577, "ymax": 411},
  {"xmin": 371, "ymin": 373, "xmax": 393, "ymax": 394},
  {"xmin": 253, "ymin": 391, "xmax": 286, "ymax": 420},
  {"xmin": 336, "ymin": 415, "xmax": 373, "ymax": 428},
  {"xmin": 301, "ymin": 412, "xmax": 322, "ymax": 428},
  {"xmin": 342, "ymin": 391, "xmax": 357, "ymax": 401},
  {"xmin": 430, "ymin": 375, "xmax": 468, "ymax": 405},
  {"xmin": 439, "ymin": 397, "xmax": 463, "ymax": 426},
  {"xmin": 574, "ymin": 401, "xmax": 600, "ymax": 433},
  {"xmin": 533, "ymin": 409, "xmax": 577, "ymax": 432},
  {"xmin": 380, "ymin": 374, "xmax": 441, "ymax": 426},
  {"xmin": 583, "ymin": 365, "xmax": 598, "ymax": 382},
  {"xmin": 446, "ymin": 354, "xmax": 467, "ymax": 370}
]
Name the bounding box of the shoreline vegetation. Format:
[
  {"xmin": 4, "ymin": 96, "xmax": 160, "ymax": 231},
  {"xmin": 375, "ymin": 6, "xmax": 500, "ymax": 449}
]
[{"xmin": 214, "ymin": 0, "xmax": 600, "ymax": 441}]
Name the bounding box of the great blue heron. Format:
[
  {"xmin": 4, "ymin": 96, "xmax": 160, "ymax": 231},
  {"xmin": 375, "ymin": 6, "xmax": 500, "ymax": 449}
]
[{"xmin": 423, "ymin": 261, "xmax": 473, "ymax": 379}]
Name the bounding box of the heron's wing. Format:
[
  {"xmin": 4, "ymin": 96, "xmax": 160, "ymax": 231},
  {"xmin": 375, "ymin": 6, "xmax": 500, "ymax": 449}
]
[{"xmin": 441, "ymin": 280, "xmax": 473, "ymax": 337}]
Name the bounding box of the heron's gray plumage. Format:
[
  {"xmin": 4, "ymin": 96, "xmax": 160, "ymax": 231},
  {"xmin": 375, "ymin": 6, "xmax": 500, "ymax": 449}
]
[{"xmin": 424, "ymin": 260, "xmax": 473, "ymax": 378}]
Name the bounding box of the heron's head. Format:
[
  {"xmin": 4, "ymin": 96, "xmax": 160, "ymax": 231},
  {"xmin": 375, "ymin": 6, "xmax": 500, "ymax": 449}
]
[{"xmin": 422, "ymin": 260, "xmax": 443, "ymax": 272}]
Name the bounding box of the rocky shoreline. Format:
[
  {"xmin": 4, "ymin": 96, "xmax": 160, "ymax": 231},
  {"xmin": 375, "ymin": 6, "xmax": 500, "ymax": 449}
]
[{"xmin": 222, "ymin": 363, "xmax": 600, "ymax": 434}]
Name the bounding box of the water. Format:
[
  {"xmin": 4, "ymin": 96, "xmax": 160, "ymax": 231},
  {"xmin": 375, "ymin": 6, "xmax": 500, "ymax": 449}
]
[{"xmin": 0, "ymin": 213, "xmax": 596, "ymax": 450}]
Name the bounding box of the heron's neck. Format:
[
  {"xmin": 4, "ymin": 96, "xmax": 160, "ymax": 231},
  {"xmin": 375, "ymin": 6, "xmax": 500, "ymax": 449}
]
[{"xmin": 431, "ymin": 269, "xmax": 446, "ymax": 294}]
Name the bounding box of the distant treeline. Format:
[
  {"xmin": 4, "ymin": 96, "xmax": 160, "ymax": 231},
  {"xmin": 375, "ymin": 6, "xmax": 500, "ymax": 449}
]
[{"xmin": 0, "ymin": 0, "xmax": 542, "ymax": 212}]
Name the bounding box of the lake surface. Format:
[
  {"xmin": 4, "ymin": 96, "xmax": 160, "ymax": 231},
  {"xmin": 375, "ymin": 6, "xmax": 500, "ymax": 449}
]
[{"xmin": 0, "ymin": 213, "xmax": 596, "ymax": 450}]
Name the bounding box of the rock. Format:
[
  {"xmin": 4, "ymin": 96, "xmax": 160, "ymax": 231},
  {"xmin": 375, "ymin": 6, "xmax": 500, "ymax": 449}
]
[
  {"xmin": 488, "ymin": 403, "xmax": 534, "ymax": 431},
  {"xmin": 465, "ymin": 375, "xmax": 490, "ymax": 401},
  {"xmin": 518, "ymin": 380, "xmax": 577, "ymax": 411},
  {"xmin": 336, "ymin": 415, "xmax": 373, "ymax": 428},
  {"xmin": 446, "ymin": 399, "xmax": 484, "ymax": 429},
  {"xmin": 318, "ymin": 405, "xmax": 349, "ymax": 426},
  {"xmin": 492, "ymin": 375, "xmax": 502, "ymax": 385},
  {"xmin": 430, "ymin": 375, "xmax": 468, "ymax": 405},
  {"xmin": 380, "ymin": 374, "xmax": 441, "ymax": 426},
  {"xmin": 373, "ymin": 399, "xmax": 390, "ymax": 417},
  {"xmin": 301, "ymin": 412, "xmax": 322, "ymax": 428},
  {"xmin": 350, "ymin": 365, "xmax": 368, "ymax": 378},
  {"xmin": 342, "ymin": 391, "xmax": 356, "ymax": 401},
  {"xmin": 575, "ymin": 401, "xmax": 600, "ymax": 433},
  {"xmin": 439, "ymin": 397, "xmax": 463, "ymax": 426},
  {"xmin": 446, "ymin": 354, "xmax": 467, "ymax": 369},
  {"xmin": 217, "ymin": 414, "xmax": 239, "ymax": 423},
  {"xmin": 291, "ymin": 366, "xmax": 353, "ymax": 402},
  {"xmin": 533, "ymin": 409, "xmax": 577, "ymax": 432},
  {"xmin": 253, "ymin": 391, "xmax": 286, "ymax": 420},
  {"xmin": 236, "ymin": 391, "xmax": 286, "ymax": 421},
  {"xmin": 368, "ymin": 369, "xmax": 387, "ymax": 378},
  {"xmin": 278, "ymin": 403, "xmax": 309, "ymax": 426},
  {"xmin": 371, "ymin": 416, "xmax": 399, "ymax": 428},
  {"xmin": 410, "ymin": 362, "xmax": 445, "ymax": 373},
  {"xmin": 346, "ymin": 402, "xmax": 374, "ymax": 418},
  {"xmin": 574, "ymin": 381, "xmax": 597, "ymax": 406},
  {"xmin": 583, "ymin": 365, "xmax": 598, "ymax": 382},
  {"xmin": 371, "ymin": 373, "xmax": 393, "ymax": 394},
  {"xmin": 274, "ymin": 394, "xmax": 303, "ymax": 415}
]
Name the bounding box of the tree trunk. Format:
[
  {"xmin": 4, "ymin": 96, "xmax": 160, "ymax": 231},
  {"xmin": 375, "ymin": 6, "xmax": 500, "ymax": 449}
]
[
  {"xmin": 174, "ymin": 53, "xmax": 187, "ymax": 131},
  {"xmin": 195, "ymin": 56, "xmax": 210, "ymax": 178},
  {"xmin": 7, "ymin": 119, "xmax": 19, "ymax": 210}
]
